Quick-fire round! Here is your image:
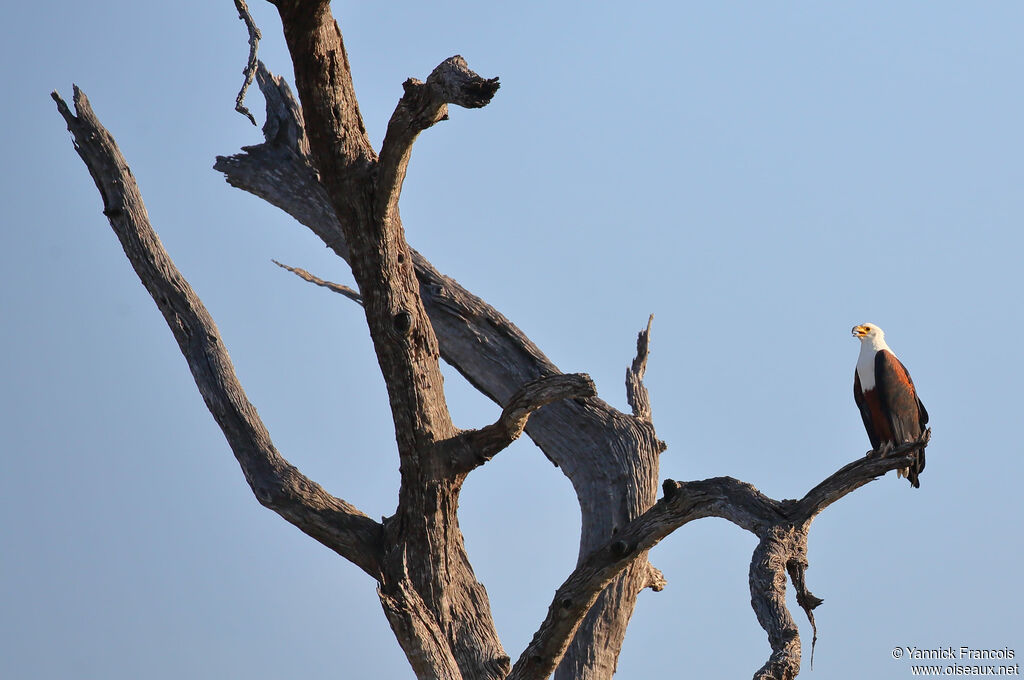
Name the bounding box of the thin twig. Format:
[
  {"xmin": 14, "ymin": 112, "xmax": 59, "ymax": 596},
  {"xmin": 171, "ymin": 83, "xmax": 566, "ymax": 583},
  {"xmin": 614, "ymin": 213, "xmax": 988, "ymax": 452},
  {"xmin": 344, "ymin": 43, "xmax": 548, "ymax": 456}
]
[
  {"xmin": 233, "ymin": 0, "xmax": 262, "ymax": 126},
  {"xmin": 272, "ymin": 259, "xmax": 363, "ymax": 304}
]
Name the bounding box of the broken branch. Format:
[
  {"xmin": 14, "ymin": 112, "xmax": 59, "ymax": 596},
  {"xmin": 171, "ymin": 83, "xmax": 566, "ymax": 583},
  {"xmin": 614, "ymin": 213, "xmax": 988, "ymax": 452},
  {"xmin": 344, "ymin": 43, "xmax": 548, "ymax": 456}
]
[
  {"xmin": 53, "ymin": 86, "xmax": 385, "ymax": 578},
  {"xmin": 232, "ymin": 0, "xmax": 262, "ymax": 126},
  {"xmin": 446, "ymin": 373, "xmax": 596, "ymax": 474},
  {"xmin": 273, "ymin": 259, "xmax": 363, "ymax": 304},
  {"xmin": 625, "ymin": 314, "xmax": 654, "ymax": 422},
  {"xmin": 376, "ymin": 56, "xmax": 499, "ymax": 225}
]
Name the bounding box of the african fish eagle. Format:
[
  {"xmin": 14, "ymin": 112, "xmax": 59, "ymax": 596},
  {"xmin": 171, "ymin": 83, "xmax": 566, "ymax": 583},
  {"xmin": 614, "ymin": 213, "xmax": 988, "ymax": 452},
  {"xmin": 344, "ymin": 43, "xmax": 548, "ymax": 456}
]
[{"xmin": 852, "ymin": 323, "xmax": 929, "ymax": 487}]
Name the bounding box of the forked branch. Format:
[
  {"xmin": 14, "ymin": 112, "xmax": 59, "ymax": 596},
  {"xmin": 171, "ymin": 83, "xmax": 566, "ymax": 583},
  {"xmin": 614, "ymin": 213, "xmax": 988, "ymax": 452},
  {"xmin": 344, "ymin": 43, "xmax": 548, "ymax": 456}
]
[{"xmin": 52, "ymin": 86, "xmax": 385, "ymax": 579}]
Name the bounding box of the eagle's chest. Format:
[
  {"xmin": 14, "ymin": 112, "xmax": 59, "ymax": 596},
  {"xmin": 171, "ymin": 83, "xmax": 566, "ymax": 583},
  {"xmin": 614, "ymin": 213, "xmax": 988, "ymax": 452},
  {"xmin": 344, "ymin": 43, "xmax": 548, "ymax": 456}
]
[{"xmin": 856, "ymin": 349, "xmax": 878, "ymax": 391}]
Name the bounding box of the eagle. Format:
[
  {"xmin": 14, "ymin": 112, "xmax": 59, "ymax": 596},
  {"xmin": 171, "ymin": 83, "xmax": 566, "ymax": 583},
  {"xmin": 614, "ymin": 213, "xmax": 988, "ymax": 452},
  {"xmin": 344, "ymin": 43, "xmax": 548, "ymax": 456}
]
[{"xmin": 852, "ymin": 323, "xmax": 929, "ymax": 487}]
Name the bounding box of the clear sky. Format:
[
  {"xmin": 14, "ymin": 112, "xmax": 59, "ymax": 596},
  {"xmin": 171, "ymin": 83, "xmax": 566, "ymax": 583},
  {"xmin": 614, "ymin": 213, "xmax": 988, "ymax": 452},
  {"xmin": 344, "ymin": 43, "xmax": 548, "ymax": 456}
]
[{"xmin": 2, "ymin": 1, "xmax": 1022, "ymax": 678}]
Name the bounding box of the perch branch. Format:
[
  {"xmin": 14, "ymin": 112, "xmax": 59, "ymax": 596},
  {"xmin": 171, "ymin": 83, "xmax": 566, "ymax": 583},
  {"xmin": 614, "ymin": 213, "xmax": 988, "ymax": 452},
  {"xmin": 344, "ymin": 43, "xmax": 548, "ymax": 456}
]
[
  {"xmin": 791, "ymin": 430, "xmax": 931, "ymax": 522},
  {"xmin": 510, "ymin": 432, "xmax": 932, "ymax": 680},
  {"xmin": 232, "ymin": 0, "xmax": 262, "ymax": 126},
  {"xmin": 53, "ymin": 86, "xmax": 384, "ymax": 578}
]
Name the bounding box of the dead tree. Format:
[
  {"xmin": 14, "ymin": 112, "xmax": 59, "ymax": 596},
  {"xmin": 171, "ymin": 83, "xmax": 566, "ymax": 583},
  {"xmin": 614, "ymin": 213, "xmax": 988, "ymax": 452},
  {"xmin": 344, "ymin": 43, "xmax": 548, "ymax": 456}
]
[{"xmin": 52, "ymin": 2, "xmax": 929, "ymax": 679}]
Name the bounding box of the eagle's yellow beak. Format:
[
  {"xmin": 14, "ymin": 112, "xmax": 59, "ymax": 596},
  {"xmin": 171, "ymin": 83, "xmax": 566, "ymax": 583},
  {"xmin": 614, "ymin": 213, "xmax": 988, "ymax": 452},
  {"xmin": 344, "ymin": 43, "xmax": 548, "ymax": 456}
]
[{"xmin": 852, "ymin": 325, "xmax": 868, "ymax": 338}]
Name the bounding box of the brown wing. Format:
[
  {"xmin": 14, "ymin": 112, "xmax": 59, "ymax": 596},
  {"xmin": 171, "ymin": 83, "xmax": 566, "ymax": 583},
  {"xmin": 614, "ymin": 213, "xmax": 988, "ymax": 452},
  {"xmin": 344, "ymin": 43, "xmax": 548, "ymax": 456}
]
[
  {"xmin": 854, "ymin": 369, "xmax": 881, "ymax": 450},
  {"xmin": 875, "ymin": 350, "xmax": 927, "ymax": 486},
  {"xmin": 875, "ymin": 351, "xmax": 926, "ymax": 443}
]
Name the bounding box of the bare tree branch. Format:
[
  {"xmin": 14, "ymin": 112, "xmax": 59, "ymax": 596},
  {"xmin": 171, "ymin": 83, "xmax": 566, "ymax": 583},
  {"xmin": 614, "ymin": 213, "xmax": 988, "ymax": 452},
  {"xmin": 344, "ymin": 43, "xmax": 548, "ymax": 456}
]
[
  {"xmin": 377, "ymin": 549, "xmax": 464, "ymax": 680},
  {"xmin": 214, "ymin": 63, "xmax": 557, "ymax": 425},
  {"xmin": 749, "ymin": 526, "xmax": 802, "ymax": 680},
  {"xmin": 272, "ymin": 259, "xmax": 363, "ymax": 304},
  {"xmin": 641, "ymin": 562, "xmax": 667, "ymax": 592},
  {"xmin": 273, "ymin": 0, "xmax": 461, "ymax": 461},
  {"xmin": 52, "ymin": 2, "xmax": 935, "ymax": 671},
  {"xmin": 625, "ymin": 314, "xmax": 654, "ymax": 422},
  {"xmin": 376, "ymin": 56, "xmax": 499, "ymax": 227},
  {"xmin": 268, "ymin": 5, "xmax": 512, "ymax": 677},
  {"xmin": 509, "ymin": 433, "xmax": 932, "ymax": 680},
  {"xmin": 233, "ymin": 0, "xmax": 262, "ymax": 126},
  {"xmin": 52, "ymin": 86, "xmax": 385, "ymax": 578},
  {"xmin": 446, "ymin": 374, "xmax": 597, "ymax": 474},
  {"xmin": 791, "ymin": 431, "xmax": 931, "ymax": 522},
  {"xmin": 215, "ymin": 62, "xmax": 663, "ymax": 680}
]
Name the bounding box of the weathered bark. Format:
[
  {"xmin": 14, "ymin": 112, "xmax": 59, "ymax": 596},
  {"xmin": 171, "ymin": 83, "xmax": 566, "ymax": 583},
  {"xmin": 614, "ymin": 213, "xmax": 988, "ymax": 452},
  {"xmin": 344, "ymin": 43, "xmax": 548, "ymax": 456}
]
[
  {"xmin": 215, "ymin": 61, "xmax": 665, "ymax": 680},
  {"xmin": 231, "ymin": 0, "xmax": 261, "ymax": 126},
  {"xmin": 267, "ymin": 3, "xmax": 515, "ymax": 678},
  {"xmin": 507, "ymin": 435, "xmax": 930, "ymax": 680},
  {"xmin": 51, "ymin": 87, "xmax": 385, "ymax": 578},
  {"xmin": 54, "ymin": 4, "xmax": 935, "ymax": 678}
]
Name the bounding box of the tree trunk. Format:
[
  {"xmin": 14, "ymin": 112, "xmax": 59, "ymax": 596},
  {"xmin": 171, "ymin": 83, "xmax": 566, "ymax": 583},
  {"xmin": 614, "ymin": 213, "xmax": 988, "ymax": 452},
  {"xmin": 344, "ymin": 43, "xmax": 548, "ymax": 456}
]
[{"xmin": 53, "ymin": 4, "xmax": 932, "ymax": 678}]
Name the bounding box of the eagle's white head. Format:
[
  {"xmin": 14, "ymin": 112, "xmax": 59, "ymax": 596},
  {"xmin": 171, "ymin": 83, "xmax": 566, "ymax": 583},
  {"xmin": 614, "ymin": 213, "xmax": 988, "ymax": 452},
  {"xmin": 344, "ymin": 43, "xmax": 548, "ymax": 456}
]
[
  {"xmin": 852, "ymin": 323, "xmax": 891, "ymax": 379},
  {"xmin": 851, "ymin": 322, "xmax": 885, "ymax": 343}
]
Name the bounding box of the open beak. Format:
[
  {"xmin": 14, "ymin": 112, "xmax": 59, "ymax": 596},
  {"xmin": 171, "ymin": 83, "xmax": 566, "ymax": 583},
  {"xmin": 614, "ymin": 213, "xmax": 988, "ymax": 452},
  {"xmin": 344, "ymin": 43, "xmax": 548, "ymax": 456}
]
[{"xmin": 851, "ymin": 325, "xmax": 868, "ymax": 338}]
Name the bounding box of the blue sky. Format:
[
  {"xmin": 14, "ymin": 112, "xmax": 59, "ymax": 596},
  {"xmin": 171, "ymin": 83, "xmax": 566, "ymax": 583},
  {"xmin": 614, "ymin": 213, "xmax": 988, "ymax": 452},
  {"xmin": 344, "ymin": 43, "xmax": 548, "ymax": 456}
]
[{"xmin": 2, "ymin": 2, "xmax": 1022, "ymax": 678}]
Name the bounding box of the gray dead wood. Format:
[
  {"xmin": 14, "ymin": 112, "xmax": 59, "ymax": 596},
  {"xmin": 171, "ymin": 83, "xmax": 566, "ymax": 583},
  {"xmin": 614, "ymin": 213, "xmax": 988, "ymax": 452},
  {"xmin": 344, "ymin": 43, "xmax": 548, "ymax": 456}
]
[
  {"xmin": 273, "ymin": 259, "xmax": 363, "ymax": 304},
  {"xmin": 377, "ymin": 55, "xmax": 499, "ymax": 230},
  {"xmin": 51, "ymin": 86, "xmax": 384, "ymax": 578},
  {"xmin": 232, "ymin": 0, "xmax": 261, "ymax": 125},
  {"xmin": 55, "ymin": 3, "xmax": 935, "ymax": 677},
  {"xmin": 445, "ymin": 373, "xmax": 598, "ymax": 473},
  {"xmin": 215, "ymin": 60, "xmax": 664, "ymax": 680},
  {"xmin": 506, "ymin": 433, "xmax": 931, "ymax": 680},
  {"xmin": 625, "ymin": 314, "xmax": 655, "ymax": 423}
]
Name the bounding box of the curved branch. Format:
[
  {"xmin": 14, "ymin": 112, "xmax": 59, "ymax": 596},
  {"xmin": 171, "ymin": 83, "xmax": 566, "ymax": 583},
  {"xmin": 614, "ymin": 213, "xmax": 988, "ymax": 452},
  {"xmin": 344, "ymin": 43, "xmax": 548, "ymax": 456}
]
[
  {"xmin": 376, "ymin": 56, "xmax": 499, "ymax": 225},
  {"xmin": 511, "ymin": 434, "xmax": 933, "ymax": 680},
  {"xmin": 214, "ymin": 63, "xmax": 559, "ymax": 423},
  {"xmin": 270, "ymin": 9, "xmax": 514, "ymax": 677},
  {"xmin": 232, "ymin": 0, "xmax": 262, "ymax": 125},
  {"xmin": 215, "ymin": 63, "xmax": 664, "ymax": 680},
  {"xmin": 446, "ymin": 373, "xmax": 596, "ymax": 474},
  {"xmin": 53, "ymin": 86, "xmax": 384, "ymax": 579},
  {"xmin": 791, "ymin": 431, "xmax": 931, "ymax": 522}
]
